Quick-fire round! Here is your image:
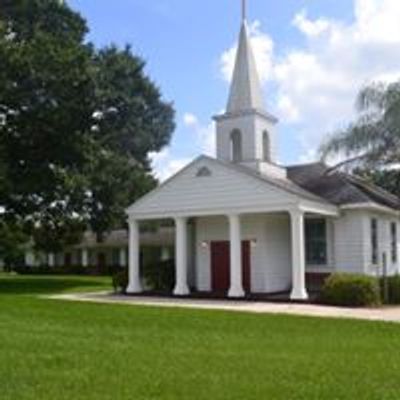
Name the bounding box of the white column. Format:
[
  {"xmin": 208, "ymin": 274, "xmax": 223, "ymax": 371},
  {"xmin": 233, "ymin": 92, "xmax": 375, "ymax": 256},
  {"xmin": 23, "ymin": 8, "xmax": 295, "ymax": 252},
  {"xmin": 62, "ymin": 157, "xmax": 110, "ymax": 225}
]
[
  {"xmin": 127, "ymin": 219, "xmax": 143, "ymax": 294},
  {"xmin": 228, "ymin": 214, "xmax": 245, "ymax": 298},
  {"xmin": 174, "ymin": 217, "xmax": 190, "ymax": 296},
  {"xmin": 119, "ymin": 247, "xmax": 127, "ymax": 267},
  {"xmin": 161, "ymin": 246, "xmax": 170, "ymax": 261},
  {"xmin": 48, "ymin": 253, "xmax": 55, "ymax": 268},
  {"xmin": 25, "ymin": 251, "xmax": 35, "ymax": 267},
  {"xmin": 290, "ymin": 209, "xmax": 308, "ymax": 300},
  {"xmin": 81, "ymin": 249, "xmax": 89, "ymax": 268}
]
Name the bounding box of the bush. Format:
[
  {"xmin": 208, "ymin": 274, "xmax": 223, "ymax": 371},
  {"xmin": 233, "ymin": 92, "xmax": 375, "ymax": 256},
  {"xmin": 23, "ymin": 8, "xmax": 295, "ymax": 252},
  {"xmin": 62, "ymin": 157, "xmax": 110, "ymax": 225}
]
[
  {"xmin": 112, "ymin": 269, "xmax": 128, "ymax": 294},
  {"xmin": 320, "ymin": 273, "xmax": 381, "ymax": 307},
  {"xmin": 143, "ymin": 260, "xmax": 175, "ymax": 292},
  {"xmin": 381, "ymin": 275, "xmax": 400, "ymax": 304}
]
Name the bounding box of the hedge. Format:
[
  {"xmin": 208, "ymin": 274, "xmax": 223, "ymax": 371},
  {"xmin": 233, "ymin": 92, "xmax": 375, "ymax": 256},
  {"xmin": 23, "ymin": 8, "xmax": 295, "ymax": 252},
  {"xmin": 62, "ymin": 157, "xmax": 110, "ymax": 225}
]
[
  {"xmin": 112, "ymin": 260, "xmax": 175, "ymax": 294},
  {"xmin": 320, "ymin": 273, "xmax": 381, "ymax": 307}
]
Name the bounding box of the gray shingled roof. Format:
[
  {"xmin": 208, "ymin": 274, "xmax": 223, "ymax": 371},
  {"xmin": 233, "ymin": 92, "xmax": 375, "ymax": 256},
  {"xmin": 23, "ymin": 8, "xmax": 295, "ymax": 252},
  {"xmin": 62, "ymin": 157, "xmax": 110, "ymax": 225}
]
[
  {"xmin": 208, "ymin": 156, "xmax": 330, "ymax": 204},
  {"xmin": 287, "ymin": 162, "xmax": 400, "ymax": 210}
]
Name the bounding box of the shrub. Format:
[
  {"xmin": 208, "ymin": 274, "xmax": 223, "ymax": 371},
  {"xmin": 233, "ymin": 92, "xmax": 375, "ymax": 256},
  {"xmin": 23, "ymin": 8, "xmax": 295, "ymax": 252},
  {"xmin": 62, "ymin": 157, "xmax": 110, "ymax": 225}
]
[
  {"xmin": 143, "ymin": 260, "xmax": 175, "ymax": 292},
  {"xmin": 320, "ymin": 273, "xmax": 381, "ymax": 307},
  {"xmin": 112, "ymin": 269, "xmax": 128, "ymax": 294},
  {"xmin": 381, "ymin": 275, "xmax": 400, "ymax": 304}
]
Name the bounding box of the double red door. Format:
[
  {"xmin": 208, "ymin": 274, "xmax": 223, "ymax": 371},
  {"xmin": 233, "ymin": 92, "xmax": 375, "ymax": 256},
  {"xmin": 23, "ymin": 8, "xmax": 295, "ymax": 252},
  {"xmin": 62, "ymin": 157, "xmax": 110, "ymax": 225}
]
[{"xmin": 210, "ymin": 241, "xmax": 251, "ymax": 294}]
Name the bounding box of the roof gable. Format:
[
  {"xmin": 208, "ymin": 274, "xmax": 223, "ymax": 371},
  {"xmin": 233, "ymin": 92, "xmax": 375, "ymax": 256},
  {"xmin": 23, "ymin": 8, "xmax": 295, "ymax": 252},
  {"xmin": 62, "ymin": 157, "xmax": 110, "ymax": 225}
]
[{"xmin": 127, "ymin": 156, "xmax": 325, "ymax": 218}]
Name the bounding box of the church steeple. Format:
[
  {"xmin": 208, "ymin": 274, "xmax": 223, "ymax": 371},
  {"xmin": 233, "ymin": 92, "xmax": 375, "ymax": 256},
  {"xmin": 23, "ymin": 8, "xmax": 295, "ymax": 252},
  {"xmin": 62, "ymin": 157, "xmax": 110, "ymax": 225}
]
[
  {"xmin": 214, "ymin": 1, "xmax": 285, "ymax": 179},
  {"xmin": 226, "ymin": 19, "xmax": 264, "ymax": 114}
]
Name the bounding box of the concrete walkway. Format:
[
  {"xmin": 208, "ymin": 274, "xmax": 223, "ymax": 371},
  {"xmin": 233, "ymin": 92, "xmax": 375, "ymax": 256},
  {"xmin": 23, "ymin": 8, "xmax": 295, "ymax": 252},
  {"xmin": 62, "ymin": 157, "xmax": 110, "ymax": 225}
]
[{"xmin": 45, "ymin": 292, "xmax": 400, "ymax": 323}]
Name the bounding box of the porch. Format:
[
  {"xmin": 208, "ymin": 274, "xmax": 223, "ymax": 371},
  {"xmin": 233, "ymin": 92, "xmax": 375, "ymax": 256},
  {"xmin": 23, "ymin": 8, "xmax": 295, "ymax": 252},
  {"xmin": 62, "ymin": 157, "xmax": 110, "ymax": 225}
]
[{"xmin": 127, "ymin": 205, "xmax": 337, "ymax": 301}]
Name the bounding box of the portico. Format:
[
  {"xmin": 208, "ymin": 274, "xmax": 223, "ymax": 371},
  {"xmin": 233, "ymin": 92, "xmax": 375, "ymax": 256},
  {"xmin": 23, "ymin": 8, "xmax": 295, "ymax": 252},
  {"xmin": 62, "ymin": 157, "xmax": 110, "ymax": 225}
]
[{"xmin": 126, "ymin": 200, "xmax": 337, "ymax": 300}]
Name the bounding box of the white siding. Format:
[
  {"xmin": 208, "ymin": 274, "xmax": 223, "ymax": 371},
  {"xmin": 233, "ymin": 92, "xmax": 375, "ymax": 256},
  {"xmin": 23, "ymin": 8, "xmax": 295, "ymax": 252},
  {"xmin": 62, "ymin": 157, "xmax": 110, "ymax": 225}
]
[
  {"xmin": 194, "ymin": 213, "xmax": 291, "ymax": 294},
  {"xmin": 128, "ymin": 158, "xmax": 297, "ymax": 218},
  {"xmin": 333, "ymin": 210, "xmax": 367, "ymax": 274},
  {"xmin": 366, "ymin": 212, "xmax": 400, "ymax": 276},
  {"xmin": 332, "ymin": 210, "xmax": 400, "ymax": 276}
]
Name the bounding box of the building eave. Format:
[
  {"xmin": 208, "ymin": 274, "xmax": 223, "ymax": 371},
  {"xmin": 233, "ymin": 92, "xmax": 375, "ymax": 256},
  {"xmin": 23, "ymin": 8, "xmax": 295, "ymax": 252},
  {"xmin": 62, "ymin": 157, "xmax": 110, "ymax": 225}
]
[{"xmin": 340, "ymin": 202, "xmax": 400, "ymax": 216}]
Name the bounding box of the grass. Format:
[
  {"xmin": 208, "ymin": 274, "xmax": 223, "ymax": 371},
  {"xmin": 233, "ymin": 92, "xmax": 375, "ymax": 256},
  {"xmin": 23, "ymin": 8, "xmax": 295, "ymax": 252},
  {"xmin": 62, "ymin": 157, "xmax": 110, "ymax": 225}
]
[{"xmin": 1, "ymin": 275, "xmax": 400, "ymax": 399}]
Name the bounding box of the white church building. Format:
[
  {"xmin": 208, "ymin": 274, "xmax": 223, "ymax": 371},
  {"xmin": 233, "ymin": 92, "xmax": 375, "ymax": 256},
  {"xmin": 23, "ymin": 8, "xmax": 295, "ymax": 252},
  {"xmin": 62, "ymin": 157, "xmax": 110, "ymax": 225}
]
[{"xmin": 125, "ymin": 9, "xmax": 400, "ymax": 300}]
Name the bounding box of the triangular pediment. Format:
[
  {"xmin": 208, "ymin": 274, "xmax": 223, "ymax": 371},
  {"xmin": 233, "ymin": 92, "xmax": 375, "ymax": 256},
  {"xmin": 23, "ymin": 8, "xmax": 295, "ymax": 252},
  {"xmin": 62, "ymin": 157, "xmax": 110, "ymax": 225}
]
[{"xmin": 127, "ymin": 156, "xmax": 315, "ymax": 219}]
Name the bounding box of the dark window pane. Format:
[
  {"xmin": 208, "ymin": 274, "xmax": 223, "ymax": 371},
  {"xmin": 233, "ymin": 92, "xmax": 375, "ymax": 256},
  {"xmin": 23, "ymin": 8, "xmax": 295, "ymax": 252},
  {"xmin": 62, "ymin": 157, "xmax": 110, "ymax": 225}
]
[
  {"xmin": 305, "ymin": 219, "xmax": 327, "ymax": 265},
  {"xmin": 371, "ymin": 219, "xmax": 378, "ymax": 265},
  {"xmin": 391, "ymin": 222, "xmax": 397, "ymax": 263}
]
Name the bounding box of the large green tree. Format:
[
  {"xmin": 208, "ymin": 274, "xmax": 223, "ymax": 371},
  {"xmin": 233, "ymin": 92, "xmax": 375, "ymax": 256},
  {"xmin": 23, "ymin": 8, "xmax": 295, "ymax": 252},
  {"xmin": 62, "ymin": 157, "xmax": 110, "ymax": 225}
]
[
  {"xmin": 0, "ymin": 0, "xmax": 175, "ymax": 254},
  {"xmin": 0, "ymin": 0, "xmax": 94, "ymax": 254},
  {"xmin": 86, "ymin": 46, "xmax": 174, "ymax": 241}
]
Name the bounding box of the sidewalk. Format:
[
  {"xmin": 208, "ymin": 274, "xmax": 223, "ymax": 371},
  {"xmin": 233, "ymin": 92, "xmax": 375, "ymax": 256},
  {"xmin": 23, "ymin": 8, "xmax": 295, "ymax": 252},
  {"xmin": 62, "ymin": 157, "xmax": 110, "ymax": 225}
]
[{"xmin": 46, "ymin": 292, "xmax": 400, "ymax": 324}]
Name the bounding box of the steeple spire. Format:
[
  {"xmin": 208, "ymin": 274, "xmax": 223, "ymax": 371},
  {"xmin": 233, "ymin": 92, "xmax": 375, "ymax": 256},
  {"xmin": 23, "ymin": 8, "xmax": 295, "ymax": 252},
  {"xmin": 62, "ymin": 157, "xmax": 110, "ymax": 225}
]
[{"xmin": 226, "ymin": 2, "xmax": 264, "ymax": 114}]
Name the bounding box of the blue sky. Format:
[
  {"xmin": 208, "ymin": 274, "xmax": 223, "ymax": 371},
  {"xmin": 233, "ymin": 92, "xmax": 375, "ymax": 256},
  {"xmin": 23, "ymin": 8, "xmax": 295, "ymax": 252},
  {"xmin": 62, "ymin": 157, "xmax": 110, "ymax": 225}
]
[{"xmin": 69, "ymin": 0, "xmax": 400, "ymax": 180}]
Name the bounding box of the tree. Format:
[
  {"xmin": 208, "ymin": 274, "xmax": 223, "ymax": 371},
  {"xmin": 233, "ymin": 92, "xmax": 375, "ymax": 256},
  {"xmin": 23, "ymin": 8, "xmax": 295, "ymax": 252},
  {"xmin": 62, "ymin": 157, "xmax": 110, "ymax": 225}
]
[
  {"xmin": 0, "ymin": 0, "xmax": 94, "ymax": 232},
  {"xmin": 91, "ymin": 46, "xmax": 175, "ymax": 168},
  {"xmin": 84, "ymin": 144, "xmax": 156, "ymax": 242},
  {"xmin": 321, "ymin": 81, "xmax": 400, "ymax": 169},
  {"xmin": 0, "ymin": 0, "xmax": 175, "ymax": 252},
  {"xmin": 354, "ymin": 168, "xmax": 400, "ymax": 199},
  {"xmin": 0, "ymin": 220, "xmax": 27, "ymax": 269},
  {"xmin": 86, "ymin": 46, "xmax": 174, "ymax": 240}
]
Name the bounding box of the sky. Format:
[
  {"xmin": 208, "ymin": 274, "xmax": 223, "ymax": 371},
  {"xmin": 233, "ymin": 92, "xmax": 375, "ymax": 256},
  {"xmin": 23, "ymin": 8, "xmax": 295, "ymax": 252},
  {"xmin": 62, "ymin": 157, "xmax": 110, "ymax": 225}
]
[{"xmin": 69, "ymin": 0, "xmax": 400, "ymax": 181}]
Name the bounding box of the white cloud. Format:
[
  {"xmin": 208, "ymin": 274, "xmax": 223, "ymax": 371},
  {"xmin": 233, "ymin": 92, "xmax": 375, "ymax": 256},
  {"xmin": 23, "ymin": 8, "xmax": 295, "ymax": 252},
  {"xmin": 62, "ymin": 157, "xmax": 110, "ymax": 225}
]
[
  {"xmin": 219, "ymin": 0, "xmax": 400, "ymax": 163},
  {"xmin": 293, "ymin": 10, "xmax": 330, "ymax": 38},
  {"xmin": 182, "ymin": 112, "xmax": 198, "ymax": 127},
  {"xmin": 149, "ymin": 149, "xmax": 191, "ymax": 182},
  {"xmin": 183, "ymin": 113, "xmax": 215, "ymax": 156}
]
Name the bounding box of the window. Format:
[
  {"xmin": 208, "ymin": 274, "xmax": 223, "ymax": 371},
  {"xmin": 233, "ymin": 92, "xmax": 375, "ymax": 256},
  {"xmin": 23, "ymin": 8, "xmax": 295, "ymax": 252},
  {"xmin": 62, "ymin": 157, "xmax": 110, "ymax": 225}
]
[
  {"xmin": 230, "ymin": 129, "xmax": 242, "ymax": 163},
  {"xmin": 391, "ymin": 222, "xmax": 398, "ymax": 263},
  {"xmin": 371, "ymin": 218, "xmax": 378, "ymax": 265},
  {"xmin": 263, "ymin": 131, "xmax": 271, "ymax": 162},
  {"xmin": 305, "ymin": 219, "xmax": 327, "ymax": 265},
  {"xmin": 112, "ymin": 249, "xmax": 120, "ymax": 266},
  {"xmin": 196, "ymin": 166, "xmax": 212, "ymax": 177}
]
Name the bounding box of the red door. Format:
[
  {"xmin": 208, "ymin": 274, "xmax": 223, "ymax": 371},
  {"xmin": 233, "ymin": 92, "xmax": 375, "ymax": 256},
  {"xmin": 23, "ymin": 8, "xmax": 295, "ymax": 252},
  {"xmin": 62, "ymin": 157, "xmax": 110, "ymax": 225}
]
[{"xmin": 211, "ymin": 241, "xmax": 251, "ymax": 294}]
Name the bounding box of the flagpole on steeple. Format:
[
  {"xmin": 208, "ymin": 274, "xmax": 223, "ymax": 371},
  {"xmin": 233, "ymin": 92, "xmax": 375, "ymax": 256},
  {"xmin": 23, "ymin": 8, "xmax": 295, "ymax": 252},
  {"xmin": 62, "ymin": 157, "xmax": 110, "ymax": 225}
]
[{"xmin": 242, "ymin": 0, "xmax": 247, "ymax": 22}]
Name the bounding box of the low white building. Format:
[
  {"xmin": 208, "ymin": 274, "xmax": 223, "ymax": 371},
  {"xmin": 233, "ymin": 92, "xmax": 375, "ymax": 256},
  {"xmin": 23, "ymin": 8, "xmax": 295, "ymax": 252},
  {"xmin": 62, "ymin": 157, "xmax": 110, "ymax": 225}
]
[
  {"xmin": 23, "ymin": 228, "xmax": 174, "ymax": 272},
  {"xmin": 125, "ymin": 11, "xmax": 400, "ymax": 300}
]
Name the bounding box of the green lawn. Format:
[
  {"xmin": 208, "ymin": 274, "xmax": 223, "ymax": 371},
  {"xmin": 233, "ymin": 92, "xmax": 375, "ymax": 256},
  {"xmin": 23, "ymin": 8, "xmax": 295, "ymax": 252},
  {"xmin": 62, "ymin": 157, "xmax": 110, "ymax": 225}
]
[{"xmin": 1, "ymin": 275, "xmax": 400, "ymax": 399}]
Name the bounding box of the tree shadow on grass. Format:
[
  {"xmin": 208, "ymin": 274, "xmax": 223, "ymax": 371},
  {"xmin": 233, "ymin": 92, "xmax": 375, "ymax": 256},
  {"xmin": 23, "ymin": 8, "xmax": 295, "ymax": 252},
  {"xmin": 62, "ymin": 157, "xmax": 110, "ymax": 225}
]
[{"xmin": 0, "ymin": 275, "xmax": 111, "ymax": 296}]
